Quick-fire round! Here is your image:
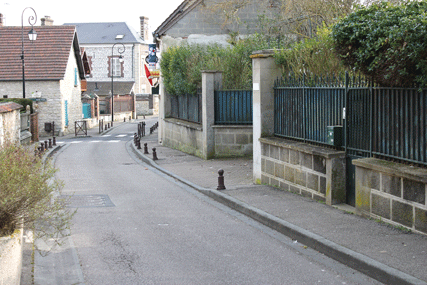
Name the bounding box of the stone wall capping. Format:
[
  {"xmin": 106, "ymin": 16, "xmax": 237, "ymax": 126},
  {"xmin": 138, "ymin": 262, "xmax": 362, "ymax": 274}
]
[
  {"xmin": 164, "ymin": 118, "xmax": 202, "ymax": 131},
  {"xmin": 212, "ymin": 125, "xmax": 252, "ymax": 130},
  {"xmin": 200, "ymin": 70, "xmax": 222, "ymax": 73},
  {"xmin": 250, "ymin": 49, "xmax": 276, "ymax": 58},
  {"xmin": 259, "ymin": 137, "xmax": 345, "ymax": 159},
  {"xmin": 353, "ymin": 158, "xmax": 427, "ymax": 184}
]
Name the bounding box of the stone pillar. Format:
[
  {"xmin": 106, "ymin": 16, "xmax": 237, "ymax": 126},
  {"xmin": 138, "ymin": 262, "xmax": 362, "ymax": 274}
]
[
  {"xmin": 252, "ymin": 50, "xmax": 282, "ymax": 184},
  {"xmin": 202, "ymin": 70, "xmax": 222, "ymax": 159},
  {"xmin": 158, "ymin": 78, "xmax": 169, "ymax": 144}
]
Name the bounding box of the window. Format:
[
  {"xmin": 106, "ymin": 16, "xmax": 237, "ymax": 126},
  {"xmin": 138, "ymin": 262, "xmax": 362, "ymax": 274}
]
[{"xmin": 108, "ymin": 56, "xmax": 124, "ymax": 78}]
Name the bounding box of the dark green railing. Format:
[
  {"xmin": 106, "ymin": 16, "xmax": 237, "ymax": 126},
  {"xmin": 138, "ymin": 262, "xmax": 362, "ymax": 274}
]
[
  {"xmin": 169, "ymin": 90, "xmax": 202, "ymax": 124},
  {"xmin": 274, "ymin": 74, "xmax": 348, "ymax": 145},
  {"xmin": 214, "ymin": 90, "xmax": 253, "ymax": 125},
  {"xmin": 274, "ymin": 73, "xmax": 427, "ymax": 166}
]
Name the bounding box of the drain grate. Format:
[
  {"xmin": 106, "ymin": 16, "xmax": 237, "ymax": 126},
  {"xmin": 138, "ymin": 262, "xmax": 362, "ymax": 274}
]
[{"xmin": 59, "ymin": 194, "xmax": 115, "ymax": 208}]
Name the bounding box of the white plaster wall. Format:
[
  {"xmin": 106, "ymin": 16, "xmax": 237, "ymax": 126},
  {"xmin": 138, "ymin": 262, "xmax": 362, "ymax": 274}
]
[{"xmin": 60, "ymin": 48, "xmax": 83, "ymax": 135}]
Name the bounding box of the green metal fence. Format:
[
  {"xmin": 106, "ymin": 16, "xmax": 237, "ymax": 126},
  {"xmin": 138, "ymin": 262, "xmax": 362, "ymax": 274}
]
[
  {"xmin": 274, "ymin": 73, "xmax": 427, "ymax": 166},
  {"xmin": 214, "ymin": 90, "xmax": 253, "ymax": 125}
]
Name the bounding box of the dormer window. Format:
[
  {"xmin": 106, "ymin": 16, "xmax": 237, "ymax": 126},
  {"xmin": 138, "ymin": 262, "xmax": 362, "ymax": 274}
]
[{"xmin": 115, "ymin": 34, "xmax": 124, "ymax": 40}]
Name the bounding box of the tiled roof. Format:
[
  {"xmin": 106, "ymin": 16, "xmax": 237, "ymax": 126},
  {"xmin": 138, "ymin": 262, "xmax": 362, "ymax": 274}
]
[
  {"xmin": 0, "ymin": 26, "xmax": 84, "ymax": 81},
  {"xmin": 64, "ymin": 22, "xmax": 145, "ymax": 44},
  {"xmin": 0, "ymin": 102, "xmax": 23, "ymax": 113}
]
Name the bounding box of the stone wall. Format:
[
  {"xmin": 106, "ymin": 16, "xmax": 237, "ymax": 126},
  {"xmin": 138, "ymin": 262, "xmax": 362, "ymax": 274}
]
[
  {"xmin": 82, "ymin": 43, "xmax": 151, "ymax": 95},
  {"xmin": 213, "ymin": 125, "xmax": 252, "ymax": 157},
  {"xmin": 135, "ymin": 94, "xmax": 152, "ymax": 116},
  {"xmin": 83, "ymin": 44, "xmax": 135, "ymax": 82},
  {"xmin": 354, "ymin": 158, "xmax": 427, "ymax": 234},
  {"xmin": 162, "ymin": 118, "xmax": 204, "ymax": 158},
  {"xmin": 0, "ymin": 102, "xmax": 21, "ymax": 146},
  {"xmin": 260, "ymin": 137, "xmax": 346, "ymax": 205},
  {"xmin": 164, "ymin": 0, "xmax": 269, "ymax": 38}
]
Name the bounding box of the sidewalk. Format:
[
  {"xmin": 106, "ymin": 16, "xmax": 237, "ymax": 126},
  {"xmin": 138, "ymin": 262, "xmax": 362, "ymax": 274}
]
[{"xmin": 133, "ymin": 123, "xmax": 427, "ymax": 285}]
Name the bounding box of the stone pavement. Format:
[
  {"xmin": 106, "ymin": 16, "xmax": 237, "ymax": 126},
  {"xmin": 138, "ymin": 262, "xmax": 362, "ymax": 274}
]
[
  {"xmin": 34, "ymin": 118, "xmax": 427, "ymax": 285},
  {"xmin": 131, "ymin": 119, "xmax": 427, "ymax": 285}
]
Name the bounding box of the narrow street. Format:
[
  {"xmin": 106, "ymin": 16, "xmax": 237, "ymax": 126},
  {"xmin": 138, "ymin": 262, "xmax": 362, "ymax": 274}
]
[{"xmin": 37, "ymin": 118, "xmax": 381, "ymax": 284}]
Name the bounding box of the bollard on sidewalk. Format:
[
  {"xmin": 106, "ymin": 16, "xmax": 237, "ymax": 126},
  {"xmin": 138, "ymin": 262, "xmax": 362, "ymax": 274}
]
[
  {"xmin": 217, "ymin": 169, "xmax": 226, "ymax": 190},
  {"xmin": 152, "ymin": 148, "xmax": 158, "ymax": 160}
]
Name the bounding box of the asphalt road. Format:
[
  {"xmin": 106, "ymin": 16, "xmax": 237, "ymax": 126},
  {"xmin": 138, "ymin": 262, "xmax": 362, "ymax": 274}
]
[{"xmin": 44, "ymin": 119, "xmax": 381, "ymax": 285}]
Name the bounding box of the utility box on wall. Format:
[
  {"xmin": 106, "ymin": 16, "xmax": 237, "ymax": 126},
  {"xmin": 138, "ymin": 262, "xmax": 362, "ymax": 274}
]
[{"xmin": 327, "ymin": 126, "xmax": 343, "ymax": 146}]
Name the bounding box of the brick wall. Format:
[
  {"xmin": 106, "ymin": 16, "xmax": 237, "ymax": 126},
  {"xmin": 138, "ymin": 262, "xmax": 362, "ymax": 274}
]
[{"xmin": 354, "ymin": 158, "xmax": 427, "ymax": 234}]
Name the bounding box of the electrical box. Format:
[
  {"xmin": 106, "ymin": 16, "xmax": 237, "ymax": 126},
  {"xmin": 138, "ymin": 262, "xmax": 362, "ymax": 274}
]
[
  {"xmin": 327, "ymin": 126, "xmax": 343, "ymax": 146},
  {"xmin": 44, "ymin": 122, "xmax": 52, "ymax": 132}
]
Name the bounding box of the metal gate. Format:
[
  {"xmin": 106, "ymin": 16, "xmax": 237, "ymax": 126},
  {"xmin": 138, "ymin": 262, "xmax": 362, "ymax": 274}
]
[
  {"xmin": 82, "ymin": 103, "xmax": 91, "ymax": 118},
  {"xmin": 75, "ymin": 120, "xmax": 87, "ymax": 137}
]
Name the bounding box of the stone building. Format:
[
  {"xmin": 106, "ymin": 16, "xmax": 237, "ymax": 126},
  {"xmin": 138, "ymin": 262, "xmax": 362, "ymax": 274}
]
[
  {"xmin": 66, "ymin": 18, "xmax": 154, "ymax": 117},
  {"xmin": 0, "ymin": 25, "xmax": 86, "ymax": 137}
]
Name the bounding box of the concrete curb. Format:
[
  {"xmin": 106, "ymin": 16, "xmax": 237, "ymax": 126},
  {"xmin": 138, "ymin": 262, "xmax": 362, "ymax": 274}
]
[{"xmin": 130, "ymin": 141, "xmax": 427, "ymax": 285}]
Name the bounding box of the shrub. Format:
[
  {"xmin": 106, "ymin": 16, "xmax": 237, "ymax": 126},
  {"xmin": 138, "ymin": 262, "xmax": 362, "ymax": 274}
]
[
  {"xmin": 332, "ymin": 1, "xmax": 427, "ymax": 87},
  {"xmin": 274, "ymin": 25, "xmax": 349, "ymax": 77},
  {"xmin": 160, "ymin": 34, "xmax": 274, "ymax": 95},
  {"xmin": 0, "ymin": 142, "xmax": 74, "ymax": 242}
]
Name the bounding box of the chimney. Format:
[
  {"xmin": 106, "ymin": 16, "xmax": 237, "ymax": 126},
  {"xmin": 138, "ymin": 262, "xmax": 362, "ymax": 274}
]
[
  {"xmin": 140, "ymin": 16, "xmax": 149, "ymax": 42},
  {"xmin": 41, "ymin": 16, "xmax": 54, "ymax": 26},
  {"xmin": 0, "ymin": 14, "xmax": 3, "ymax": 27}
]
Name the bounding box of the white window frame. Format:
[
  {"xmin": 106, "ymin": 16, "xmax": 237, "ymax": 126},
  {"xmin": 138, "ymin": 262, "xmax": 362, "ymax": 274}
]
[{"xmin": 111, "ymin": 57, "xmax": 122, "ymax": 77}]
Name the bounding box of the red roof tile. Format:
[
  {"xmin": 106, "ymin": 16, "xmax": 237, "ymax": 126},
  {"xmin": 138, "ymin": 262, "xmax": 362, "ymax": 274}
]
[
  {"xmin": 0, "ymin": 26, "xmax": 81, "ymax": 81},
  {"xmin": 0, "ymin": 102, "xmax": 23, "ymax": 113}
]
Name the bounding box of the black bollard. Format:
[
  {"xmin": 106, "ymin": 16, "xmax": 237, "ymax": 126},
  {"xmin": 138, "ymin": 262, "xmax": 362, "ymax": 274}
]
[
  {"xmin": 48, "ymin": 138, "xmax": 52, "ymax": 148},
  {"xmin": 40, "ymin": 142, "xmax": 44, "ymax": 152},
  {"xmin": 44, "ymin": 141, "xmax": 48, "ymax": 151},
  {"xmin": 217, "ymin": 169, "xmax": 226, "ymax": 190},
  {"xmin": 137, "ymin": 137, "xmax": 142, "ymax": 150},
  {"xmin": 144, "ymin": 143, "xmax": 149, "ymax": 154},
  {"xmin": 53, "ymin": 137, "xmax": 56, "ymax": 146},
  {"xmin": 134, "ymin": 133, "xmax": 138, "ymax": 145},
  {"xmin": 152, "ymin": 148, "xmax": 158, "ymax": 160}
]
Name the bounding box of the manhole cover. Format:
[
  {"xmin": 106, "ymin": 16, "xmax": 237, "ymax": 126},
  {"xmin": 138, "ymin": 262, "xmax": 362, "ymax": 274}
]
[{"xmin": 59, "ymin": 194, "xmax": 115, "ymax": 208}]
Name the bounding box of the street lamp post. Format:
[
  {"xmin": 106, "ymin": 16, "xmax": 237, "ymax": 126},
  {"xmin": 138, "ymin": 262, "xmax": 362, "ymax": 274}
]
[
  {"xmin": 111, "ymin": 43, "xmax": 125, "ymax": 126},
  {"xmin": 21, "ymin": 7, "xmax": 37, "ymax": 99}
]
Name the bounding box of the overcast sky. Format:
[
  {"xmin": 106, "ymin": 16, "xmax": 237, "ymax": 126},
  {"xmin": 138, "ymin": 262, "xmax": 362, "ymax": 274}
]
[{"xmin": 1, "ymin": 0, "xmax": 182, "ymax": 41}]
